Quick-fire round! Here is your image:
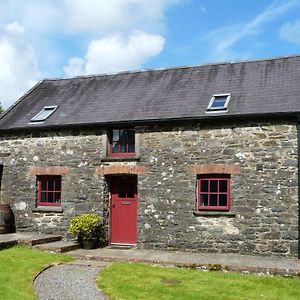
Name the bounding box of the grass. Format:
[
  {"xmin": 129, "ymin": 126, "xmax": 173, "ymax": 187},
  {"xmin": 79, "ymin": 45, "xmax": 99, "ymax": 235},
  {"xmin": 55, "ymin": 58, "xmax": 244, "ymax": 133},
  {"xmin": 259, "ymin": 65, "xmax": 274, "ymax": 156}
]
[
  {"xmin": 0, "ymin": 246, "xmax": 72, "ymax": 300},
  {"xmin": 98, "ymin": 262, "xmax": 300, "ymax": 300}
]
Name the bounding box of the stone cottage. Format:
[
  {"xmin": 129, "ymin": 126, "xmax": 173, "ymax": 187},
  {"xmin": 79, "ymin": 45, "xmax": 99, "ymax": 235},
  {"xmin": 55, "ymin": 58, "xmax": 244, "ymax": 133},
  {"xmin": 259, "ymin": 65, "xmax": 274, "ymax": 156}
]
[{"xmin": 0, "ymin": 55, "xmax": 299, "ymax": 258}]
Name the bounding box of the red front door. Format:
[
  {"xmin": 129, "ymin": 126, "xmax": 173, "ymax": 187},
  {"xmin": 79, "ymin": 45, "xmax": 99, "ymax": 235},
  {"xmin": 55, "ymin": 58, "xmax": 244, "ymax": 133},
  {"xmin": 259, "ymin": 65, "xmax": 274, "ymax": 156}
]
[{"xmin": 110, "ymin": 176, "xmax": 137, "ymax": 245}]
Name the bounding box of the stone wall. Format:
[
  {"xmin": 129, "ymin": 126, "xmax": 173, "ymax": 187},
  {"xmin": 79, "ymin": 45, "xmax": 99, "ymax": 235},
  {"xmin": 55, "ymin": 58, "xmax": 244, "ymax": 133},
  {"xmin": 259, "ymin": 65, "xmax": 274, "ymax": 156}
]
[
  {"xmin": 0, "ymin": 120, "xmax": 298, "ymax": 257},
  {"xmin": 0, "ymin": 128, "xmax": 106, "ymax": 235},
  {"xmin": 136, "ymin": 121, "xmax": 298, "ymax": 257}
]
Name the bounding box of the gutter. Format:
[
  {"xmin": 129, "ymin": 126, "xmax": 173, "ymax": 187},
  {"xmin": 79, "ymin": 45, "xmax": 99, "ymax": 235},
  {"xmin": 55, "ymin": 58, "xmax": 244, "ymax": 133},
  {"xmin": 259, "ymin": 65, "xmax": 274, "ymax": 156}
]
[{"xmin": 0, "ymin": 111, "xmax": 299, "ymax": 133}]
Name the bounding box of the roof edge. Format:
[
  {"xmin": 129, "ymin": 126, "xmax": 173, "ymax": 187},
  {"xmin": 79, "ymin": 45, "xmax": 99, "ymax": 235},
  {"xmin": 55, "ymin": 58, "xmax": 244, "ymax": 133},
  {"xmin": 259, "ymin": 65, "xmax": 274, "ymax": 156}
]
[
  {"xmin": 0, "ymin": 111, "xmax": 298, "ymax": 132},
  {"xmin": 42, "ymin": 53, "xmax": 300, "ymax": 82},
  {"xmin": 0, "ymin": 80, "xmax": 45, "ymax": 120}
]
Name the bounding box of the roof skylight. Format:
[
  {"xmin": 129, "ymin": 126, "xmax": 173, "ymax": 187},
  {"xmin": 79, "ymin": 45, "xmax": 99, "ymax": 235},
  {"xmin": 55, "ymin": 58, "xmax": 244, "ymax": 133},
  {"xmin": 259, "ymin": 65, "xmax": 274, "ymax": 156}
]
[
  {"xmin": 30, "ymin": 106, "xmax": 58, "ymax": 122},
  {"xmin": 207, "ymin": 94, "xmax": 230, "ymax": 112}
]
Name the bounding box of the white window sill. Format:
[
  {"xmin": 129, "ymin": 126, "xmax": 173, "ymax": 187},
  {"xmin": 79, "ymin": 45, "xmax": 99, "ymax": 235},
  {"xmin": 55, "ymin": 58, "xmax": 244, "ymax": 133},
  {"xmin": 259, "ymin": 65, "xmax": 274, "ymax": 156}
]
[
  {"xmin": 32, "ymin": 206, "xmax": 63, "ymax": 213},
  {"xmin": 101, "ymin": 156, "xmax": 140, "ymax": 162},
  {"xmin": 193, "ymin": 211, "xmax": 235, "ymax": 217}
]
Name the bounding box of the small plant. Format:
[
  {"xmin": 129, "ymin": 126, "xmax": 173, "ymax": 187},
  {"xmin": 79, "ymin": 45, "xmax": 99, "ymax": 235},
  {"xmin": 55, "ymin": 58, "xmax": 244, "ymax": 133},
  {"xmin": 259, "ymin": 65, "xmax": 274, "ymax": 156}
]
[
  {"xmin": 69, "ymin": 213, "xmax": 101, "ymax": 248},
  {"xmin": 208, "ymin": 264, "xmax": 223, "ymax": 271}
]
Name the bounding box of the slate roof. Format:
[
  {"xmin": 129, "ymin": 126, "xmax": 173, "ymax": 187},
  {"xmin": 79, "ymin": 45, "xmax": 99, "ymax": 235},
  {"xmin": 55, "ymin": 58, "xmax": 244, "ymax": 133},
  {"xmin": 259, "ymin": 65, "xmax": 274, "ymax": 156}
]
[{"xmin": 1, "ymin": 55, "xmax": 300, "ymax": 130}]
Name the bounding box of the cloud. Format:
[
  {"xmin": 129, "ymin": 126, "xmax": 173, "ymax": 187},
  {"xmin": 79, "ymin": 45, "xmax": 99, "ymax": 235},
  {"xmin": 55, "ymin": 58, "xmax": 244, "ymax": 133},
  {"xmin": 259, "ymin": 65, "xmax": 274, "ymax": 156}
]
[
  {"xmin": 0, "ymin": 0, "xmax": 180, "ymax": 108},
  {"xmin": 204, "ymin": 0, "xmax": 298, "ymax": 60},
  {"xmin": 64, "ymin": 0, "xmax": 179, "ymax": 33},
  {"xmin": 279, "ymin": 20, "xmax": 300, "ymax": 44},
  {"xmin": 64, "ymin": 57, "xmax": 85, "ymax": 77},
  {"xmin": 64, "ymin": 32, "xmax": 165, "ymax": 76},
  {"xmin": 0, "ymin": 22, "xmax": 41, "ymax": 108},
  {"xmin": 63, "ymin": 0, "xmax": 175, "ymax": 77},
  {"xmin": 0, "ymin": 0, "xmax": 63, "ymax": 35}
]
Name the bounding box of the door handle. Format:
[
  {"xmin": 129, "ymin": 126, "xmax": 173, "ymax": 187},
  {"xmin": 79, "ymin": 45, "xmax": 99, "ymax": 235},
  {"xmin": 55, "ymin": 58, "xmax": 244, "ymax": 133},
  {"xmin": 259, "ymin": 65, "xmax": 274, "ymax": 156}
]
[
  {"xmin": 112, "ymin": 204, "xmax": 116, "ymax": 208},
  {"xmin": 121, "ymin": 201, "xmax": 130, "ymax": 205}
]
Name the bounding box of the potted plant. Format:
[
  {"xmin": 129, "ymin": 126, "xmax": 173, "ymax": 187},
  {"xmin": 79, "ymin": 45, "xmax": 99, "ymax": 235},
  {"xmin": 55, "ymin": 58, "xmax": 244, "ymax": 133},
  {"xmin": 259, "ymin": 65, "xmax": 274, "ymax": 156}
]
[{"xmin": 69, "ymin": 213, "xmax": 101, "ymax": 249}]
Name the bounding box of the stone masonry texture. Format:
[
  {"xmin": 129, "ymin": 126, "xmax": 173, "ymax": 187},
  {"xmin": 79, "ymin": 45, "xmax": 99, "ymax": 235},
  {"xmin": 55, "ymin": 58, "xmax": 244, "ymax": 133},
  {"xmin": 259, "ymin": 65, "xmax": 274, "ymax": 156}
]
[{"xmin": 0, "ymin": 120, "xmax": 298, "ymax": 257}]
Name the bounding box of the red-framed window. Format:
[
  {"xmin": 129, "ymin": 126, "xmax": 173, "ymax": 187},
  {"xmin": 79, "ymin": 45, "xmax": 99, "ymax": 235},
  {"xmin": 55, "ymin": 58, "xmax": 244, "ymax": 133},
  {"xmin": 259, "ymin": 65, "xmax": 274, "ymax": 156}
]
[
  {"xmin": 197, "ymin": 174, "xmax": 230, "ymax": 211},
  {"xmin": 109, "ymin": 128, "xmax": 135, "ymax": 157},
  {"xmin": 36, "ymin": 175, "xmax": 62, "ymax": 207}
]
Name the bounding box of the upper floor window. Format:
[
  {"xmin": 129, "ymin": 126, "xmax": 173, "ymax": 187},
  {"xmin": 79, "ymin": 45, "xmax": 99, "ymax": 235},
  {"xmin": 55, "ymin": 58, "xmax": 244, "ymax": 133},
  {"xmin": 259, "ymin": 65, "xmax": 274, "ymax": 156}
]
[
  {"xmin": 109, "ymin": 128, "xmax": 135, "ymax": 157},
  {"xmin": 36, "ymin": 175, "xmax": 62, "ymax": 207},
  {"xmin": 197, "ymin": 174, "xmax": 230, "ymax": 211},
  {"xmin": 31, "ymin": 106, "xmax": 58, "ymax": 122},
  {"xmin": 207, "ymin": 94, "xmax": 230, "ymax": 112}
]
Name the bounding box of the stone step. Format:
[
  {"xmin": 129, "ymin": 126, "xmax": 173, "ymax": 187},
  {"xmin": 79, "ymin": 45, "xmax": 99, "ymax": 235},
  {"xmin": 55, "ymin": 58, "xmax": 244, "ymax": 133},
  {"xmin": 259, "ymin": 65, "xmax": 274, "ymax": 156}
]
[
  {"xmin": 18, "ymin": 234, "xmax": 62, "ymax": 246},
  {"xmin": 35, "ymin": 240, "xmax": 80, "ymax": 253},
  {"xmin": 107, "ymin": 245, "xmax": 134, "ymax": 250}
]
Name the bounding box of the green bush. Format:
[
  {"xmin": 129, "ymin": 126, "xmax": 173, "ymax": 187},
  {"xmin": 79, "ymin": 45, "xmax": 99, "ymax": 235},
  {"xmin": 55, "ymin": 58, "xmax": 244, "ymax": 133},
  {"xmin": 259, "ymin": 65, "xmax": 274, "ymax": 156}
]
[{"xmin": 69, "ymin": 213, "xmax": 101, "ymax": 241}]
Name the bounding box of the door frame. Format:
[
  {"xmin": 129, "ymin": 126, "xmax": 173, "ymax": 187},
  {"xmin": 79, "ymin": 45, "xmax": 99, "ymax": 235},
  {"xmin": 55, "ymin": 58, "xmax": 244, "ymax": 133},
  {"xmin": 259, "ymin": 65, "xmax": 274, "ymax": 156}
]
[{"xmin": 109, "ymin": 175, "xmax": 138, "ymax": 245}]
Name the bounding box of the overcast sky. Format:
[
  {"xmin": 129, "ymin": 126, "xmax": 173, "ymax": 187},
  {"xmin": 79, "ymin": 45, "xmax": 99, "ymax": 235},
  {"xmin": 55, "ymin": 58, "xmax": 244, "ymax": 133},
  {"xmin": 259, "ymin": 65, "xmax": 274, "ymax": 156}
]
[{"xmin": 1, "ymin": 0, "xmax": 300, "ymax": 108}]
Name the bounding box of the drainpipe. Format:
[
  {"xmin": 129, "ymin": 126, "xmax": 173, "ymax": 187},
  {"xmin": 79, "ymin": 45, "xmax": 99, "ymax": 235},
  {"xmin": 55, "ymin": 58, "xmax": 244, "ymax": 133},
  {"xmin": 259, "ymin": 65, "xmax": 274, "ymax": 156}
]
[{"xmin": 298, "ymin": 117, "xmax": 300, "ymax": 259}]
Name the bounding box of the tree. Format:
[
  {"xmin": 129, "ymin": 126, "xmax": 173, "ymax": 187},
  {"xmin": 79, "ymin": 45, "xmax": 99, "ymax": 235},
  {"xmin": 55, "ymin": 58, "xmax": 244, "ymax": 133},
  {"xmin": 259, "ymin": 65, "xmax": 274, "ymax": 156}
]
[{"xmin": 0, "ymin": 103, "xmax": 4, "ymax": 114}]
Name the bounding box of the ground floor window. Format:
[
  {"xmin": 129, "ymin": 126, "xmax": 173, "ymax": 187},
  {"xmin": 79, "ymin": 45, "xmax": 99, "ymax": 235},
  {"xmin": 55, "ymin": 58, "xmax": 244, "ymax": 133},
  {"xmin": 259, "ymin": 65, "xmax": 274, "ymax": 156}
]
[
  {"xmin": 197, "ymin": 174, "xmax": 230, "ymax": 211},
  {"xmin": 36, "ymin": 175, "xmax": 62, "ymax": 206}
]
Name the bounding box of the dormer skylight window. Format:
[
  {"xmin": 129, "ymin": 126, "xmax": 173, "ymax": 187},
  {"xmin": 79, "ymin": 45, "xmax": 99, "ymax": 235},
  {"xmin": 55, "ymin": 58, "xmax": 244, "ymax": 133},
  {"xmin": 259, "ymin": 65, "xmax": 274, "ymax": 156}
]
[
  {"xmin": 207, "ymin": 94, "xmax": 230, "ymax": 112},
  {"xmin": 30, "ymin": 106, "xmax": 58, "ymax": 122}
]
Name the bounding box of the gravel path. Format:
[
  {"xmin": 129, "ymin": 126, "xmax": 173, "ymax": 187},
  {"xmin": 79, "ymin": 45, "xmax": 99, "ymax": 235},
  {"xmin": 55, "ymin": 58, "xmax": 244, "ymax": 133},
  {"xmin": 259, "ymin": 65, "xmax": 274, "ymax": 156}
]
[{"xmin": 34, "ymin": 262, "xmax": 109, "ymax": 300}]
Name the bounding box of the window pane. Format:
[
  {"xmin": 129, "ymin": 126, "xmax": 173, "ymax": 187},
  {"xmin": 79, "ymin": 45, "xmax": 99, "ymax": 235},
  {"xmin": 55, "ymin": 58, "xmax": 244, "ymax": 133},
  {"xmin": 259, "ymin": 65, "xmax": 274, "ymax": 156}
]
[
  {"xmin": 200, "ymin": 194, "xmax": 208, "ymax": 206},
  {"xmin": 128, "ymin": 143, "xmax": 135, "ymax": 153},
  {"xmin": 48, "ymin": 179, "xmax": 54, "ymax": 191},
  {"xmin": 112, "ymin": 129, "xmax": 119, "ymax": 142},
  {"xmin": 119, "ymin": 129, "xmax": 125, "ymax": 143},
  {"xmin": 112, "ymin": 142, "xmax": 119, "ymax": 153},
  {"xmin": 219, "ymin": 194, "xmax": 227, "ymax": 207},
  {"xmin": 126, "ymin": 183, "xmax": 135, "ymax": 198},
  {"xmin": 48, "ymin": 193, "xmax": 54, "ymax": 203},
  {"xmin": 211, "ymin": 98, "xmax": 226, "ymax": 108},
  {"xmin": 55, "ymin": 192, "xmax": 61, "ymax": 203},
  {"xmin": 119, "ymin": 143, "xmax": 126, "ymax": 153},
  {"xmin": 41, "ymin": 180, "xmax": 47, "ymax": 190},
  {"xmin": 118, "ymin": 182, "xmax": 135, "ymax": 198},
  {"xmin": 127, "ymin": 130, "xmax": 135, "ymax": 146},
  {"xmin": 210, "ymin": 180, "xmax": 218, "ymax": 192},
  {"xmin": 200, "ymin": 180, "xmax": 208, "ymax": 192},
  {"xmin": 210, "ymin": 194, "xmax": 218, "ymax": 206},
  {"xmin": 127, "ymin": 130, "xmax": 135, "ymax": 153},
  {"xmin": 55, "ymin": 177, "xmax": 61, "ymax": 191},
  {"xmin": 34, "ymin": 109, "xmax": 52, "ymax": 120},
  {"xmin": 31, "ymin": 107, "xmax": 57, "ymax": 122},
  {"xmin": 118, "ymin": 183, "xmax": 127, "ymax": 198},
  {"xmin": 40, "ymin": 192, "xmax": 47, "ymax": 202},
  {"xmin": 219, "ymin": 180, "xmax": 227, "ymax": 192}
]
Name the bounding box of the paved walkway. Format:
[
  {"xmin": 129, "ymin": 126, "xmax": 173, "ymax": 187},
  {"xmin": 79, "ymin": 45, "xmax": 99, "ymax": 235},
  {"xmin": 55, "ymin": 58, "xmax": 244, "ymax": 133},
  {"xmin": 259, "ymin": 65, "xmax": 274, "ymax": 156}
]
[
  {"xmin": 2, "ymin": 232, "xmax": 300, "ymax": 276},
  {"xmin": 68, "ymin": 247, "xmax": 300, "ymax": 276},
  {"xmin": 34, "ymin": 260, "xmax": 109, "ymax": 300}
]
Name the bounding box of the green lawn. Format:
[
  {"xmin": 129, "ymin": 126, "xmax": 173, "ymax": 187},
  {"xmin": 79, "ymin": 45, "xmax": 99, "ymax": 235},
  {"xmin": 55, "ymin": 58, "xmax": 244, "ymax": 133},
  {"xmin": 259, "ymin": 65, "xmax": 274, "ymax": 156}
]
[
  {"xmin": 0, "ymin": 246, "xmax": 72, "ymax": 300},
  {"xmin": 98, "ymin": 262, "xmax": 300, "ymax": 300}
]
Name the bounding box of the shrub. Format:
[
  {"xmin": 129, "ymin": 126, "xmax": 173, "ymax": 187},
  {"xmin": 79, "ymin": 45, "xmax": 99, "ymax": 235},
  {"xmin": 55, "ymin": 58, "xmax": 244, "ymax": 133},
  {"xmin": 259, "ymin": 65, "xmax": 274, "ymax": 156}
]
[{"xmin": 69, "ymin": 213, "xmax": 101, "ymax": 241}]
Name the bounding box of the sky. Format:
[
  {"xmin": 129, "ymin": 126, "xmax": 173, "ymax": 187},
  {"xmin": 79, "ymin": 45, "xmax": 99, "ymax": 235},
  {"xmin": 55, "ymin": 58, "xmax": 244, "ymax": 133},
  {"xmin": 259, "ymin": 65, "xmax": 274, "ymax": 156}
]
[{"xmin": 1, "ymin": 0, "xmax": 300, "ymax": 109}]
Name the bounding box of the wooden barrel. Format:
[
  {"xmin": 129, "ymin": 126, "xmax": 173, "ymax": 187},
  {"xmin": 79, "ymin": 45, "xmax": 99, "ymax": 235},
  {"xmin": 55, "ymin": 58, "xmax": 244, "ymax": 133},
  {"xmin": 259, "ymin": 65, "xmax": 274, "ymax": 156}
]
[{"xmin": 0, "ymin": 203, "xmax": 15, "ymax": 234}]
